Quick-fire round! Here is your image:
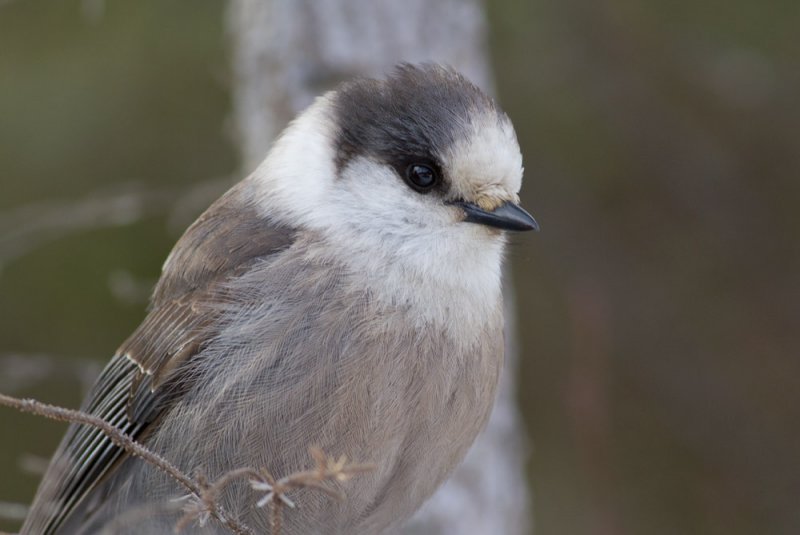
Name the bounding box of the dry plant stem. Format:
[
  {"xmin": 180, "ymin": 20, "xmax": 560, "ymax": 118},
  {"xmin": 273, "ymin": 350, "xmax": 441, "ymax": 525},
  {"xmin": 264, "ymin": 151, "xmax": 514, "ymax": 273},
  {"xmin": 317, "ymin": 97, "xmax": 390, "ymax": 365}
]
[
  {"xmin": 271, "ymin": 499, "xmax": 282, "ymax": 535},
  {"xmin": 1, "ymin": 394, "xmax": 374, "ymax": 535},
  {"xmin": 275, "ymin": 449, "xmax": 376, "ymax": 501},
  {"xmin": 0, "ymin": 393, "xmax": 253, "ymax": 535},
  {"xmin": 0, "ymin": 500, "xmax": 27, "ymax": 522},
  {"xmin": 204, "ymin": 467, "xmax": 263, "ymax": 502},
  {"xmin": 254, "ymin": 448, "xmax": 376, "ymax": 535}
]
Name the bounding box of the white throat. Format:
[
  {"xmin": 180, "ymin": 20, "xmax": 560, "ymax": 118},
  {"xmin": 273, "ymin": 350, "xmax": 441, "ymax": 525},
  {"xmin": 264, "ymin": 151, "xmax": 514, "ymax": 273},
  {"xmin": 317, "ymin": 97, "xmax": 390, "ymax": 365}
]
[{"xmin": 249, "ymin": 97, "xmax": 507, "ymax": 342}]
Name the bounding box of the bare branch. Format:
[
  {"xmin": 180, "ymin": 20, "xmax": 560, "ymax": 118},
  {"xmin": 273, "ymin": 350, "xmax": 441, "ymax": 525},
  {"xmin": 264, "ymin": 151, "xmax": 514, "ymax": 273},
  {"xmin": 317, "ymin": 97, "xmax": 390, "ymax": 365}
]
[
  {"xmin": 175, "ymin": 448, "xmax": 375, "ymax": 535},
  {"xmin": 0, "ymin": 354, "xmax": 101, "ymax": 395},
  {"xmin": 2, "ymin": 393, "xmax": 374, "ymax": 535},
  {"xmin": 0, "ymin": 393, "xmax": 253, "ymax": 535},
  {"xmin": 0, "ymin": 186, "xmax": 171, "ymax": 271},
  {"xmin": 249, "ymin": 447, "xmax": 376, "ymax": 535},
  {"xmin": 0, "ymin": 500, "xmax": 28, "ymax": 522},
  {"xmin": 0, "ymin": 177, "xmax": 232, "ymax": 276}
]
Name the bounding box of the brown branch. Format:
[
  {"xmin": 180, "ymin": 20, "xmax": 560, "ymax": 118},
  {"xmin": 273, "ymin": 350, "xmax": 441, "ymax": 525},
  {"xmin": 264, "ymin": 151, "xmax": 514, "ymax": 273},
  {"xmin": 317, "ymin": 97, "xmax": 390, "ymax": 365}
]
[
  {"xmin": 1, "ymin": 394, "xmax": 374, "ymax": 535},
  {"xmin": 178, "ymin": 447, "xmax": 376, "ymax": 535},
  {"xmin": 0, "ymin": 393, "xmax": 253, "ymax": 535},
  {"xmin": 0, "ymin": 177, "xmax": 232, "ymax": 272},
  {"xmin": 248, "ymin": 447, "xmax": 376, "ymax": 535},
  {"xmin": 0, "ymin": 500, "xmax": 28, "ymax": 522}
]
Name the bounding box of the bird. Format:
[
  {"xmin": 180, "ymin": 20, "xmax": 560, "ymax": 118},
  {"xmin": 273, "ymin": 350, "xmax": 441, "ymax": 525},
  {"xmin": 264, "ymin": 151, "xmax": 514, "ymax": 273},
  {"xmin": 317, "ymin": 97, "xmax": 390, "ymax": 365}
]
[{"xmin": 22, "ymin": 63, "xmax": 538, "ymax": 534}]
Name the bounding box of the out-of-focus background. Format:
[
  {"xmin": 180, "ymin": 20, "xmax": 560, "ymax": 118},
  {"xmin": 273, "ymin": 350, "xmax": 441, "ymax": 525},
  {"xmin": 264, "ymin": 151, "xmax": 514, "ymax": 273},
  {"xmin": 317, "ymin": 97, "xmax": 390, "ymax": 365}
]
[{"xmin": 1, "ymin": 1, "xmax": 798, "ymax": 534}]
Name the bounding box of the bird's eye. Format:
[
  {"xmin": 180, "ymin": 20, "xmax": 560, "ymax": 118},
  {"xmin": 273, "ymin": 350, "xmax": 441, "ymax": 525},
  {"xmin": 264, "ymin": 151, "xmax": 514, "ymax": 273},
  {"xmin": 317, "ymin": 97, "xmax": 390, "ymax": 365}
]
[{"xmin": 405, "ymin": 164, "xmax": 438, "ymax": 192}]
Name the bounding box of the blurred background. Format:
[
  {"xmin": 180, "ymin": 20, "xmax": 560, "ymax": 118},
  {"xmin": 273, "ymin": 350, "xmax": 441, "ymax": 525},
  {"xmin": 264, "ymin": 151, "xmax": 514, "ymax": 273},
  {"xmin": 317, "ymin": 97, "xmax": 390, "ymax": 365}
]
[{"xmin": 1, "ymin": 0, "xmax": 798, "ymax": 534}]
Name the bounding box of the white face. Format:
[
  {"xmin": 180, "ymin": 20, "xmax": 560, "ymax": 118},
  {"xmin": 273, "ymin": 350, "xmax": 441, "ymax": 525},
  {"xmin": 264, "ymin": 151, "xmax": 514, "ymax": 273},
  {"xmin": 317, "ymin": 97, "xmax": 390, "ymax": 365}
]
[
  {"xmin": 252, "ymin": 96, "xmax": 523, "ymax": 231},
  {"xmin": 250, "ymin": 93, "xmax": 524, "ymax": 341}
]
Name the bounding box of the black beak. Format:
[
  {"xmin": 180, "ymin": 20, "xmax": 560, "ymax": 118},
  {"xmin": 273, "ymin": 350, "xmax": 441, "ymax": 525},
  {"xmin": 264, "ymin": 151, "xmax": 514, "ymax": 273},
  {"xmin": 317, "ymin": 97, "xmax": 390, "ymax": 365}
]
[{"xmin": 453, "ymin": 200, "xmax": 539, "ymax": 232}]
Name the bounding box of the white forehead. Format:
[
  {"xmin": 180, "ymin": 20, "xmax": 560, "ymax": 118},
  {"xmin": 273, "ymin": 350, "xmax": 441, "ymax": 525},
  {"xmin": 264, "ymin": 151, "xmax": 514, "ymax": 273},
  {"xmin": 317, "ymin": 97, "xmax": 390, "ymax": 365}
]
[{"xmin": 442, "ymin": 111, "xmax": 523, "ymax": 209}]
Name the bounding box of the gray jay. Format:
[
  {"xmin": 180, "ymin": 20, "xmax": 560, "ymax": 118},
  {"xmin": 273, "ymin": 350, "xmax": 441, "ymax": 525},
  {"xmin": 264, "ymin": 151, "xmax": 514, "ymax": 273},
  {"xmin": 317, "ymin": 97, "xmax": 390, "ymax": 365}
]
[{"xmin": 23, "ymin": 63, "xmax": 537, "ymax": 534}]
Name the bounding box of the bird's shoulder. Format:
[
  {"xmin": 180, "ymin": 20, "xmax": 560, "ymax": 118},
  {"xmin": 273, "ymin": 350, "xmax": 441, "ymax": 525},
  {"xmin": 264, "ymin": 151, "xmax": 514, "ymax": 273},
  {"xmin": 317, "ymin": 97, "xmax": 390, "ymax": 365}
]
[
  {"xmin": 153, "ymin": 178, "xmax": 296, "ymax": 306},
  {"xmin": 23, "ymin": 178, "xmax": 297, "ymax": 535},
  {"xmin": 126, "ymin": 178, "xmax": 296, "ymax": 390}
]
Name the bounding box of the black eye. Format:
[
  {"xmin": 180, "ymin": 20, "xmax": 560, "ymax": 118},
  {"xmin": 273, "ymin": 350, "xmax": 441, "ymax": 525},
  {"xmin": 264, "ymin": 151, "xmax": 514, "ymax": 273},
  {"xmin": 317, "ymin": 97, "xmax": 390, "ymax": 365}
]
[{"xmin": 405, "ymin": 164, "xmax": 438, "ymax": 192}]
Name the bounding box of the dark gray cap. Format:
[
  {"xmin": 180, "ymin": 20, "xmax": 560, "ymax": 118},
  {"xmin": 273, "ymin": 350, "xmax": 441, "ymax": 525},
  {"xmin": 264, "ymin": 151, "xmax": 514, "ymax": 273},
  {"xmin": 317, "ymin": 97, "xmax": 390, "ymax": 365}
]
[{"xmin": 331, "ymin": 63, "xmax": 508, "ymax": 177}]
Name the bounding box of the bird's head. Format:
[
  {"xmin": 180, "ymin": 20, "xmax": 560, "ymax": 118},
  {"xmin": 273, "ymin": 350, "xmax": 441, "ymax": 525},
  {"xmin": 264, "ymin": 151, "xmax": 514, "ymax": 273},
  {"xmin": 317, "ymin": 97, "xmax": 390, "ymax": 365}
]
[
  {"xmin": 328, "ymin": 63, "xmax": 536, "ymax": 234},
  {"xmin": 253, "ymin": 63, "xmax": 535, "ymax": 268}
]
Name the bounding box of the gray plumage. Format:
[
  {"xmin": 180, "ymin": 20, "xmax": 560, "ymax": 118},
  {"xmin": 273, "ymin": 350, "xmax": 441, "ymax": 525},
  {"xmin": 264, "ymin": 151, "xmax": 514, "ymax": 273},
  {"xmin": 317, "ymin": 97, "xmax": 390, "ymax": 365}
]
[{"xmin": 23, "ymin": 64, "xmax": 534, "ymax": 534}]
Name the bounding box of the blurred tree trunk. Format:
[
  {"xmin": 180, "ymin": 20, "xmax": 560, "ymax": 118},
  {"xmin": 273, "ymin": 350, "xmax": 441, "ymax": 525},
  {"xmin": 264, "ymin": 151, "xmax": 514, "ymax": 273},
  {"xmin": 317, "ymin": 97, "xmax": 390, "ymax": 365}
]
[{"xmin": 227, "ymin": 1, "xmax": 531, "ymax": 533}]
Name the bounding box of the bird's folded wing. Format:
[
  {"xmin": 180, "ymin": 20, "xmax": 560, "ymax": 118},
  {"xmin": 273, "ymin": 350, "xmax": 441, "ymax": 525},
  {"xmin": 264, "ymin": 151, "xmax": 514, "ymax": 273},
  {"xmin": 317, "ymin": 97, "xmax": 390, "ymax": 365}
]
[
  {"xmin": 23, "ymin": 180, "xmax": 296, "ymax": 534},
  {"xmin": 24, "ymin": 297, "xmax": 219, "ymax": 535}
]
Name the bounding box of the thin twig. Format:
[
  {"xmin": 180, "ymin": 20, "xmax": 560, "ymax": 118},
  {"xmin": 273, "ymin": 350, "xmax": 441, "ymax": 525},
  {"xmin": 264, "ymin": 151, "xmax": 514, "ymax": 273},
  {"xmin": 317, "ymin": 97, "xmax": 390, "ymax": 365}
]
[
  {"xmin": 1, "ymin": 393, "xmax": 375, "ymax": 535},
  {"xmin": 177, "ymin": 447, "xmax": 376, "ymax": 535},
  {"xmin": 248, "ymin": 447, "xmax": 376, "ymax": 535},
  {"xmin": 271, "ymin": 498, "xmax": 283, "ymax": 535},
  {"xmin": 0, "ymin": 393, "xmax": 253, "ymax": 535},
  {"xmin": 0, "ymin": 500, "xmax": 28, "ymax": 522}
]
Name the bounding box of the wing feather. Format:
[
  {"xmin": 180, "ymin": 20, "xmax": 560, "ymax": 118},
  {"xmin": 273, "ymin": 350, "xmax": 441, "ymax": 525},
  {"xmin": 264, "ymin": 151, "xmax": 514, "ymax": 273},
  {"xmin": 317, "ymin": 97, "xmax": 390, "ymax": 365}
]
[{"xmin": 22, "ymin": 180, "xmax": 296, "ymax": 534}]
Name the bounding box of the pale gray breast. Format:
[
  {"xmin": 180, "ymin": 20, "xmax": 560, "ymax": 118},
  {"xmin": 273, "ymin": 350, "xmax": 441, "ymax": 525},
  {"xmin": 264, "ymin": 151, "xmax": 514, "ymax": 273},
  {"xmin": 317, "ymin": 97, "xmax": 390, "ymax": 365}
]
[
  {"xmin": 93, "ymin": 238, "xmax": 504, "ymax": 534},
  {"xmin": 25, "ymin": 175, "xmax": 504, "ymax": 534}
]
